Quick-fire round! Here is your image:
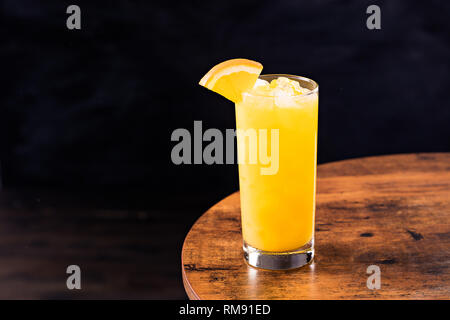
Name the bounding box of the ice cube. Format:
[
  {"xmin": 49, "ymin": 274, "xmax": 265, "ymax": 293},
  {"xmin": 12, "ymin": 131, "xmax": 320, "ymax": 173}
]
[
  {"xmin": 254, "ymin": 79, "xmax": 269, "ymax": 88},
  {"xmin": 274, "ymin": 88, "xmax": 297, "ymax": 108}
]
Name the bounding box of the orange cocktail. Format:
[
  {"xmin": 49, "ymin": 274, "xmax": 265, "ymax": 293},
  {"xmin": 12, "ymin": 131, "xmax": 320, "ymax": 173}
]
[
  {"xmin": 236, "ymin": 75, "xmax": 318, "ymax": 269},
  {"xmin": 199, "ymin": 60, "xmax": 318, "ymax": 269}
]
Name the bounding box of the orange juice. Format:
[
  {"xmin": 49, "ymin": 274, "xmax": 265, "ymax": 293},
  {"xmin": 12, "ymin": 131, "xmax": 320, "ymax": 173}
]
[{"xmin": 236, "ymin": 75, "xmax": 318, "ymax": 253}]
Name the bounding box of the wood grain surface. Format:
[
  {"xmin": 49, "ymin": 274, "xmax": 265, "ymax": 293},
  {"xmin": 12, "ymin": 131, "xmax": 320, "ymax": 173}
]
[{"xmin": 182, "ymin": 153, "xmax": 450, "ymax": 300}]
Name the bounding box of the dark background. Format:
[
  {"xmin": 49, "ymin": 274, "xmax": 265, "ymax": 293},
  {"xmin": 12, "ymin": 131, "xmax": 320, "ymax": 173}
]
[{"xmin": 0, "ymin": 0, "xmax": 449, "ymax": 298}]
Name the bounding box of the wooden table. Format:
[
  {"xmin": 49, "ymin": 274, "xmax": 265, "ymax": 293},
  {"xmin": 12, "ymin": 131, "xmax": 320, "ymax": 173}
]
[{"xmin": 182, "ymin": 153, "xmax": 450, "ymax": 299}]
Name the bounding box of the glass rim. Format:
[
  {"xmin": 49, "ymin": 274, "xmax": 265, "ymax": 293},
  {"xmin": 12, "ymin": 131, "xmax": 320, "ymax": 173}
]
[{"xmin": 242, "ymin": 74, "xmax": 319, "ymax": 98}]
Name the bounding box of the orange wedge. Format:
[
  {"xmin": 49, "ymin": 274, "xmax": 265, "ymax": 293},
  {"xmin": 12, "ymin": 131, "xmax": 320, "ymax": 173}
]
[{"xmin": 199, "ymin": 59, "xmax": 263, "ymax": 103}]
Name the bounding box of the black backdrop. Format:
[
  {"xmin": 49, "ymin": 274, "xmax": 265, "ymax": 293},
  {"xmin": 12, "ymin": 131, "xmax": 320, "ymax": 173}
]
[{"xmin": 1, "ymin": 0, "xmax": 450, "ymax": 210}]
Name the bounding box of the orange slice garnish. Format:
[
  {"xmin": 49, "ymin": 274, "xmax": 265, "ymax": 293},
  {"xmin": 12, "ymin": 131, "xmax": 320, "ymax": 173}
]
[{"xmin": 199, "ymin": 59, "xmax": 263, "ymax": 103}]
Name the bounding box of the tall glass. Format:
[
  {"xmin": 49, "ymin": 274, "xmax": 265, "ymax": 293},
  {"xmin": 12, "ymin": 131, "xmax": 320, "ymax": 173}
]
[{"xmin": 235, "ymin": 74, "xmax": 319, "ymax": 270}]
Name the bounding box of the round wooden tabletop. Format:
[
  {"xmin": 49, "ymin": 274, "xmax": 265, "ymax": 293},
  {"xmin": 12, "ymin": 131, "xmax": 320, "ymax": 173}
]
[{"xmin": 182, "ymin": 153, "xmax": 450, "ymax": 300}]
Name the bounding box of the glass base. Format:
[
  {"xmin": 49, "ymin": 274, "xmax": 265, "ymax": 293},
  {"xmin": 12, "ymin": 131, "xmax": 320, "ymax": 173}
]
[{"xmin": 243, "ymin": 239, "xmax": 314, "ymax": 270}]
